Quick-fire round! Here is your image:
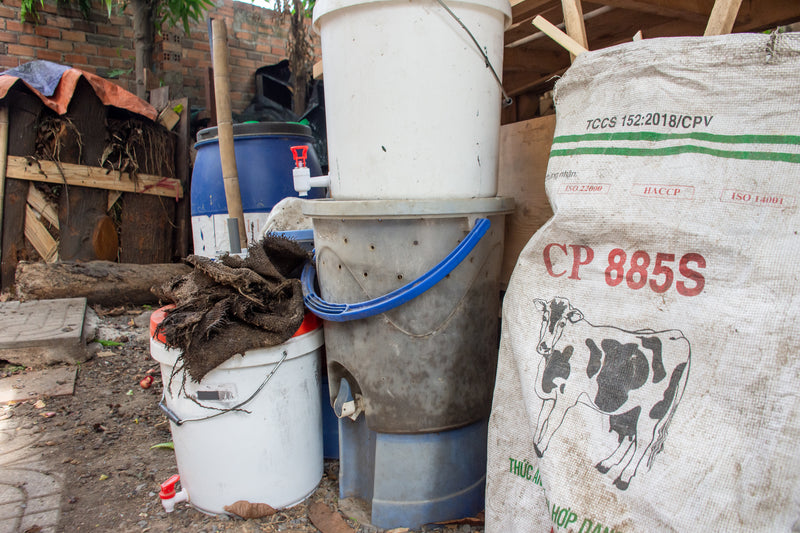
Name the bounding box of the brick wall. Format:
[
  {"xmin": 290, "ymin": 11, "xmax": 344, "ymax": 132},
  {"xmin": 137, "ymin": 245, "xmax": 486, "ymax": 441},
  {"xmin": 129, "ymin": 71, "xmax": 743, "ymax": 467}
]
[{"xmin": 0, "ymin": 0, "xmax": 320, "ymax": 114}]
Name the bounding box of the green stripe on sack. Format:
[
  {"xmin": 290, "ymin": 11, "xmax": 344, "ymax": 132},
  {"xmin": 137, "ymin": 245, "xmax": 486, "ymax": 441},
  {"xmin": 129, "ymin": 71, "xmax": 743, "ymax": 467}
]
[
  {"xmin": 549, "ymin": 145, "xmax": 800, "ymax": 163},
  {"xmin": 553, "ymin": 131, "xmax": 800, "ymax": 145}
]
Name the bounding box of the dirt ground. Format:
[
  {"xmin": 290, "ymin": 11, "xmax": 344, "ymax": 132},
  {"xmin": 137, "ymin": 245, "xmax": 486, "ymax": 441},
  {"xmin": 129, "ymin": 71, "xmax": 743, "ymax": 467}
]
[{"xmin": 1, "ymin": 305, "xmax": 486, "ymax": 533}]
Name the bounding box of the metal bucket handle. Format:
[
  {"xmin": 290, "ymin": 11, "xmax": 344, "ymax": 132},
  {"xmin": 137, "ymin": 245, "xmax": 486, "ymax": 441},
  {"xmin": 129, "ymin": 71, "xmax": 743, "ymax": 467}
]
[{"xmin": 301, "ymin": 217, "xmax": 490, "ymax": 322}]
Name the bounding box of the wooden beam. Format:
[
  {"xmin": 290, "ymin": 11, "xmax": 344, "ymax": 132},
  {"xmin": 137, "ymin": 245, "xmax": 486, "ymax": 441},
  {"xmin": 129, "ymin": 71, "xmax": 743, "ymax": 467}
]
[
  {"xmin": 313, "ymin": 61, "xmax": 323, "ymax": 80},
  {"xmin": 512, "ymin": 0, "xmax": 560, "ymax": 23},
  {"xmin": 0, "ymin": 106, "xmax": 7, "ymax": 266},
  {"xmin": 6, "ymin": 157, "xmax": 184, "ymax": 199},
  {"xmin": 26, "ymin": 183, "xmax": 58, "ymax": 228},
  {"xmin": 732, "ymin": 0, "xmax": 800, "ymax": 32},
  {"xmin": 24, "ymin": 204, "xmax": 58, "ymax": 262},
  {"xmin": 532, "ymin": 15, "xmax": 589, "ymax": 56},
  {"xmin": 705, "ymin": 0, "xmax": 743, "ymax": 35},
  {"xmin": 506, "ymin": 66, "xmax": 569, "ymax": 97},
  {"xmin": 586, "ymin": 0, "xmax": 712, "ymax": 22},
  {"xmin": 561, "ymin": 0, "xmax": 589, "ymax": 60},
  {"xmin": 107, "ymin": 190, "xmax": 123, "ymax": 211}
]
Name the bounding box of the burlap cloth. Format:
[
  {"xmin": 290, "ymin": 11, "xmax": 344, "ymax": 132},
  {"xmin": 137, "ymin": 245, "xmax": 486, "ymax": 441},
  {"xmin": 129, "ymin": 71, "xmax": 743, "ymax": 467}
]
[{"xmin": 152, "ymin": 235, "xmax": 309, "ymax": 382}]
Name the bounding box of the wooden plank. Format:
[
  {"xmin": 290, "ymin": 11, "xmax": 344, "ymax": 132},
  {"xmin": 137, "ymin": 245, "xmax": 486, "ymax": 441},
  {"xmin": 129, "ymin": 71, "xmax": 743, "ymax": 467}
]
[
  {"xmin": 55, "ymin": 79, "xmax": 108, "ymax": 263},
  {"xmin": 533, "ymin": 15, "xmax": 590, "ymax": 56},
  {"xmin": 497, "ymin": 114, "xmax": 556, "ymax": 288},
  {"xmin": 6, "ymin": 156, "xmax": 183, "ymax": 198},
  {"xmin": 704, "ymin": 0, "xmax": 743, "ymax": 35},
  {"xmin": 149, "ymin": 86, "xmax": 170, "ymax": 111},
  {"xmin": 512, "ymin": 0, "xmax": 560, "ymax": 23},
  {"xmin": 733, "ymin": 0, "xmax": 800, "ymax": 32},
  {"xmin": 107, "ymin": 190, "xmax": 123, "ymax": 211},
  {"xmin": 507, "ymin": 66, "xmax": 569, "ymax": 98},
  {"xmin": 561, "ymin": 0, "xmax": 589, "ymax": 62},
  {"xmin": 119, "ymin": 193, "xmax": 174, "ymax": 264},
  {"xmin": 2, "ymin": 88, "xmax": 43, "ymax": 291},
  {"xmin": 587, "ymin": 0, "xmax": 712, "ymax": 22},
  {"xmin": 313, "ymin": 60, "xmax": 323, "ymax": 80},
  {"xmin": 26, "ymin": 184, "xmax": 58, "ymax": 228},
  {"xmin": 506, "ymin": 4, "xmax": 566, "ymax": 45},
  {"xmin": 172, "ymin": 97, "xmax": 191, "ymax": 260},
  {"xmin": 24, "ymin": 204, "xmax": 58, "ymax": 262},
  {"xmin": 0, "ymin": 106, "xmax": 7, "ymax": 267}
]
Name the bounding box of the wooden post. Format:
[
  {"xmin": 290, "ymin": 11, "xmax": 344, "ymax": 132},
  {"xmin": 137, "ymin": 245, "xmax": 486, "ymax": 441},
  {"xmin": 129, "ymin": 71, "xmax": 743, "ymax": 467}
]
[
  {"xmin": 173, "ymin": 97, "xmax": 192, "ymax": 259},
  {"xmin": 704, "ymin": 0, "xmax": 743, "ymax": 36},
  {"xmin": 0, "ymin": 106, "xmax": 8, "ymax": 264},
  {"xmin": 211, "ymin": 18, "xmax": 247, "ymax": 250},
  {"xmin": 560, "ymin": 0, "xmax": 589, "ymax": 63},
  {"xmin": 204, "ymin": 67, "xmax": 217, "ymax": 127}
]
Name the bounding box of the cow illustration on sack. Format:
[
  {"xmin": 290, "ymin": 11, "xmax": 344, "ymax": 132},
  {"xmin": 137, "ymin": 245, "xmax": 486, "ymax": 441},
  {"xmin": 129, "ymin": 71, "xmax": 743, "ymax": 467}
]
[{"xmin": 531, "ymin": 297, "xmax": 691, "ymax": 490}]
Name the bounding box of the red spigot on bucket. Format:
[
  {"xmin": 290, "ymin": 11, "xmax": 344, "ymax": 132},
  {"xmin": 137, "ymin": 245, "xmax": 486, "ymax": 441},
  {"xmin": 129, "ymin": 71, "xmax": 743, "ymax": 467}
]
[
  {"xmin": 290, "ymin": 145, "xmax": 329, "ymax": 196},
  {"xmin": 291, "ymin": 145, "xmax": 312, "ymax": 196},
  {"xmin": 159, "ymin": 474, "xmax": 188, "ymax": 512},
  {"xmin": 291, "ymin": 145, "xmax": 308, "ymax": 168}
]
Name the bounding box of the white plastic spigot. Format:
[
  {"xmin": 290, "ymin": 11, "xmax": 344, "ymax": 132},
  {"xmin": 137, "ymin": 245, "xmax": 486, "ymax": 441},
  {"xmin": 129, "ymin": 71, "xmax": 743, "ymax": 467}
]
[
  {"xmin": 159, "ymin": 474, "xmax": 189, "ymax": 513},
  {"xmin": 293, "ymin": 165, "xmax": 312, "ymax": 197},
  {"xmin": 290, "ymin": 145, "xmax": 330, "ymax": 197}
]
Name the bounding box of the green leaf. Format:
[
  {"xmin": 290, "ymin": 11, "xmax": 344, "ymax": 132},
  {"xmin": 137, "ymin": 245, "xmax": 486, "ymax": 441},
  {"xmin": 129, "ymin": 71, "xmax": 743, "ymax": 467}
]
[
  {"xmin": 150, "ymin": 442, "xmax": 175, "ymax": 450},
  {"xmin": 96, "ymin": 339, "xmax": 124, "ymax": 346}
]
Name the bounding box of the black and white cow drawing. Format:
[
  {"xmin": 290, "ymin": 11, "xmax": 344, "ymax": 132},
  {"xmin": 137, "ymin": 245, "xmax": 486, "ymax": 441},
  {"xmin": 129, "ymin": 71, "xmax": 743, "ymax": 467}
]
[{"xmin": 531, "ymin": 297, "xmax": 691, "ymax": 490}]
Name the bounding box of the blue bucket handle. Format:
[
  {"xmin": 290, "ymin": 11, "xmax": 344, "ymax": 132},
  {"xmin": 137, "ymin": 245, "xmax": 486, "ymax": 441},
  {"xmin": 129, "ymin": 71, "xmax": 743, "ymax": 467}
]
[{"xmin": 301, "ymin": 217, "xmax": 491, "ymax": 322}]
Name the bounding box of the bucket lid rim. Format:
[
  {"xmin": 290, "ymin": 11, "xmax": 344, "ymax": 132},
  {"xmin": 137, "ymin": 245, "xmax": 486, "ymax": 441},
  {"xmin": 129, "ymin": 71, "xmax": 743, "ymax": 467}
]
[
  {"xmin": 151, "ymin": 306, "xmax": 321, "ymax": 345},
  {"xmin": 300, "ymin": 196, "xmax": 514, "ymax": 218},
  {"xmin": 196, "ymin": 122, "xmax": 313, "ymax": 144},
  {"xmin": 312, "ymin": 0, "xmax": 513, "ymax": 29}
]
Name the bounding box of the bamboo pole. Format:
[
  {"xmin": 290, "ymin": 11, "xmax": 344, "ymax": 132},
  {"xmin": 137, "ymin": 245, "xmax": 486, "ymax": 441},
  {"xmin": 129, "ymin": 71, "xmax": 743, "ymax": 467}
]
[
  {"xmin": 0, "ymin": 106, "xmax": 8, "ymax": 265},
  {"xmin": 532, "ymin": 15, "xmax": 589, "ymax": 58},
  {"xmin": 704, "ymin": 0, "xmax": 743, "ymax": 36},
  {"xmin": 560, "ymin": 0, "xmax": 589, "ymax": 63},
  {"xmin": 211, "ymin": 18, "xmax": 247, "ymax": 251}
]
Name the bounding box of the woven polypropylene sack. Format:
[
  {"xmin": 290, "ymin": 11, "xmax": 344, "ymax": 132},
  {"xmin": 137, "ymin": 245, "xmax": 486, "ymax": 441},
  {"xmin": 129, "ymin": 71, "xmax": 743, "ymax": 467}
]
[{"xmin": 487, "ymin": 33, "xmax": 800, "ymax": 532}]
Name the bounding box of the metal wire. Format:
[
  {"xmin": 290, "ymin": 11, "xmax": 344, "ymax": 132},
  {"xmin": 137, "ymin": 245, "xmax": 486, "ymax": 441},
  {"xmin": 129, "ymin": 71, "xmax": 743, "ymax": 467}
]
[
  {"xmin": 434, "ymin": 0, "xmax": 513, "ymax": 107},
  {"xmin": 159, "ymin": 349, "xmax": 290, "ymax": 425}
]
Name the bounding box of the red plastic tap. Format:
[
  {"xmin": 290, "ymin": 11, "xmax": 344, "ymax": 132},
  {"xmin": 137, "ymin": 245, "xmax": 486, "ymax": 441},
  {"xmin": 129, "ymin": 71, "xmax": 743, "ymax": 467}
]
[
  {"xmin": 291, "ymin": 145, "xmax": 308, "ymax": 168},
  {"xmin": 159, "ymin": 474, "xmax": 180, "ymax": 499}
]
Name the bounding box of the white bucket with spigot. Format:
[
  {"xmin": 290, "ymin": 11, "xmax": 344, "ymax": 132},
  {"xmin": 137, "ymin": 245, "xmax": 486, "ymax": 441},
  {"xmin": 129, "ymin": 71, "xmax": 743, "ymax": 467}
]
[{"xmin": 313, "ymin": 0, "xmax": 512, "ymax": 200}]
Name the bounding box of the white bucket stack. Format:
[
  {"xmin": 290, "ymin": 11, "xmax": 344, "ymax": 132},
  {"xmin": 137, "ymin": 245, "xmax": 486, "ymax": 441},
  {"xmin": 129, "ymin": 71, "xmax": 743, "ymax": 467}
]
[{"xmin": 306, "ymin": 0, "xmax": 512, "ymax": 528}]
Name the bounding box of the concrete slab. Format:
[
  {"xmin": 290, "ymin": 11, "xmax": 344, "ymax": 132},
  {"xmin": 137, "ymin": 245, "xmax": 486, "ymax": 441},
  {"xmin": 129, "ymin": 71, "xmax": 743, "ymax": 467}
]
[
  {"xmin": 0, "ymin": 298, "xmax": 98, "ymax": 367},
  {"xmin": 0, "ymin": 367, "xmax": 77, "ymax": 404},
  {"xmin": 0, "ymin": 417, "xmax": 63, "ymax": 533}
]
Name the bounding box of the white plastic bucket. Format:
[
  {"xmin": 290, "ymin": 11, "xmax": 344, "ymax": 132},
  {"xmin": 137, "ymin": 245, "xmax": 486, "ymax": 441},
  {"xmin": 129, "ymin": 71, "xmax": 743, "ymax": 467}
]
[
  {"xmin": 313, "ymin": 0, "xmax": 512, "ymax": 200},
  {"xmin": 150, "ymin": 308, "xmax": 324, "ymax": 515}
]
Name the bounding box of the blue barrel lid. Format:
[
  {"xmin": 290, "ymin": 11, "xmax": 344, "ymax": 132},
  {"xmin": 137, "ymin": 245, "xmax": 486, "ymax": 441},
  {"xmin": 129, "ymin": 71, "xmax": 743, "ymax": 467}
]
[{"xmin": 196, "ymin": 122, "xmax": 314, "ymax": 144}]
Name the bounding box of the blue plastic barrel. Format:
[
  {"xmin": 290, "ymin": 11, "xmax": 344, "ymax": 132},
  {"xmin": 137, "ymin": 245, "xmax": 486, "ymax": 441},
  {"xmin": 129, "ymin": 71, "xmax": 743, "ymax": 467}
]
[{"xmin": 190, "ymin": 122, "xmax": 324, "ymax": 256}]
